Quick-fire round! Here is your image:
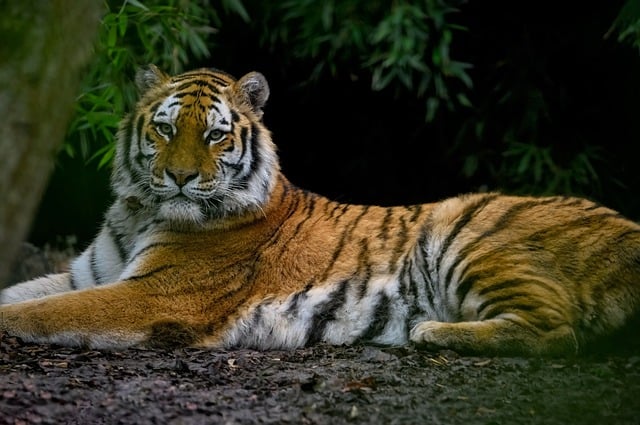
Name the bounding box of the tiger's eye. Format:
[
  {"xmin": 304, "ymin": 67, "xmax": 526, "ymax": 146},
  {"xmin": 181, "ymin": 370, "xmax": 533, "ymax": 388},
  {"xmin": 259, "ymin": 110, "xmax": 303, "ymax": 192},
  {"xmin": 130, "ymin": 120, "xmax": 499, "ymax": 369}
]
[
  {"xmin": 156, "ymin": 123, "xmax": 173, "ymax": 138},
  {"xmin": 207, "ymin": 129, "xmax": 226, "ymax": 144}
]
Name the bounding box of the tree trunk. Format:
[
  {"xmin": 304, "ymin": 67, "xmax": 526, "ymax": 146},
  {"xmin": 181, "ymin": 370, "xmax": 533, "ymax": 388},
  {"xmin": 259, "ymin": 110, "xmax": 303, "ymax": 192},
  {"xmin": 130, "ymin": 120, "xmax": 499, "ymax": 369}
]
[{"xmin": 0, "ymin": 0, "xmax": 102, "ymax": 287}]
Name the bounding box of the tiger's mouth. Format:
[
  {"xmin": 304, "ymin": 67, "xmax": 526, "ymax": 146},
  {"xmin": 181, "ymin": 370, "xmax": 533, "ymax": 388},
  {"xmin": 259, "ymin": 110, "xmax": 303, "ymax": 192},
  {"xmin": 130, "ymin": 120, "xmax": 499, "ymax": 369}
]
[
  {"xmin": 158, "ymin": 195, "xmax": 204, "ymax": 223},
  {"xmin": 156, "ymin": 191, "xmax": 225, "ymax": 224},
  {"xmin": 166, "ymin": 192, "xmax": 194, "ymax": 201}
]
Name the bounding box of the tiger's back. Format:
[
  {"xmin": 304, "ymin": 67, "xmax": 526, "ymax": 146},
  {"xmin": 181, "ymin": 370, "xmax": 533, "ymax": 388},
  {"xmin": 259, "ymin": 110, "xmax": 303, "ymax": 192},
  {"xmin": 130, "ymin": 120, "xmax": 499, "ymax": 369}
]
[{"xmin": 1, "ymin": 65, "xmax": 639, "ymax": 357}]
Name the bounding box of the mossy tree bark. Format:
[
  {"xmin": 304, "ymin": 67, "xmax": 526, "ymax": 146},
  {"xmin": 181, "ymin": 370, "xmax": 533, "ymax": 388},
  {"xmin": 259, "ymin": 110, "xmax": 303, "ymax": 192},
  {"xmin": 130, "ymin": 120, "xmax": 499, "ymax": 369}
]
[{"xmin": 0, "ymin": 0, "xmax": 102, "ymax": 287}]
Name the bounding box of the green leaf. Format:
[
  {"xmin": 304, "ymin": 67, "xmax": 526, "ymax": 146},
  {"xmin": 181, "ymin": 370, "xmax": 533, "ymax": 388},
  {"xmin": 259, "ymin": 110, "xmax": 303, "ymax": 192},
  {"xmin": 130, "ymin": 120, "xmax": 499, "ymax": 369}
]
[
  {"xmin": 456, "ymin": 92, "xmax": 472, "ymax": 107},
  {"xmin": 426, "ymin": 97, "xmax": 440, "ymax": 122},
  {"xmin": 463, "ymin": 155, "xmax": 479, "ymax": 177},
  {"xmin": 118, "ymin": 12, "xmax": 128, "ymax": 37},
  {"xmin": 107, "ymin": 24, "xmax": 117, "ymax": 49},
  {"xmin": 223, "ymin": 0, "xmax": 250, "ymax": 22},
  {"xmin": 125, "ymin": 0, "xmax": 150, "ymax": 12},
  {"xmin": 516, "ymin": 148, "xmax": 532, "ymax": 175}
]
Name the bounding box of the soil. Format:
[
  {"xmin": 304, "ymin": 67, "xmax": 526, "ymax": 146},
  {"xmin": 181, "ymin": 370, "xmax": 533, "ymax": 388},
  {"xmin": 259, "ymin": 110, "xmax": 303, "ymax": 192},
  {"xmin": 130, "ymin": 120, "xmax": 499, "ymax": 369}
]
[{"xmin": 1, "ymin": 245, "xmax": 640, "ymax": 425}]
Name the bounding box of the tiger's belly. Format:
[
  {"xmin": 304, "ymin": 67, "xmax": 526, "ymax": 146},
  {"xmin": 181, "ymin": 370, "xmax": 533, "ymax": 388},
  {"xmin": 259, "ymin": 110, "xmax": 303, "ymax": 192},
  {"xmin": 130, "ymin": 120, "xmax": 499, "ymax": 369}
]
[{"xmin": 218, "ymin": 274, "xmax": 434, "ymax": 350}]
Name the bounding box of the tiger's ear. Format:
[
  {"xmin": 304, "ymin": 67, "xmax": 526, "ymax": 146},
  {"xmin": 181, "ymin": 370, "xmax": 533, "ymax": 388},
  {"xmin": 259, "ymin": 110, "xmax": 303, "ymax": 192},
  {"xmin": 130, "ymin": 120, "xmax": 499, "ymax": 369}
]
[
  {"xmin": 234, "ymin": 72, "xmax": 270, "ymax": 119},
  {"xmin": 135, "ymin": 65, "xmax": 169, "ymax": 94}
]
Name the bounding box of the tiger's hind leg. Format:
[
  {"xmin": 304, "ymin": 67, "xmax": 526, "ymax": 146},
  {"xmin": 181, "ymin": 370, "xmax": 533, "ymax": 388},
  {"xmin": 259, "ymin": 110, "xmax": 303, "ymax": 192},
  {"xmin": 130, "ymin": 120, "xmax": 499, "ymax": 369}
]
[{"xmin": 409, "ymin": 318, "xmax": 578, "ymax": 357}]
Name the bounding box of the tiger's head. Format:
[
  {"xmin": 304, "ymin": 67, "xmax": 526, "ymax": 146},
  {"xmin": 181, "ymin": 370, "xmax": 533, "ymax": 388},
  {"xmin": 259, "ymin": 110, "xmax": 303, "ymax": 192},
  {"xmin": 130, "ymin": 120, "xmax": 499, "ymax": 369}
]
[{"xmin": 112, "ymin": 66, "xmax": 279, "ymax": 227}]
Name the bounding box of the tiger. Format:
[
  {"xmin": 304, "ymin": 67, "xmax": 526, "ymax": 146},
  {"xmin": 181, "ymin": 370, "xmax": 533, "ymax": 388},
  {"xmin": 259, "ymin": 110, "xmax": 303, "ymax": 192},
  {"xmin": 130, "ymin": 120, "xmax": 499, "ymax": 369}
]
[{"xmin": 1, "ymin": 65, "xmax": 639, "ymax": 357}]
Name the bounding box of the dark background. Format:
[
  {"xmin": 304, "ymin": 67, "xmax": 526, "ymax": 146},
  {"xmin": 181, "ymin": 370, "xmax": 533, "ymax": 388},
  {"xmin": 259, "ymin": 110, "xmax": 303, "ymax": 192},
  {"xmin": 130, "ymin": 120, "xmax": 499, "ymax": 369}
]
[{"xmin": 28, "ymin": 1, "xmax": 640, "ymax": 249}]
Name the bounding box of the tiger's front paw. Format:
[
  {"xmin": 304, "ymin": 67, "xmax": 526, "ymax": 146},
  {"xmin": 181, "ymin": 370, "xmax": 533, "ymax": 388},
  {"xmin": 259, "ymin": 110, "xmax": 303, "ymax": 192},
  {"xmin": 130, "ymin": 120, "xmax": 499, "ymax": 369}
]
[{"xmin": 409, "ymin": 321, "xmax": 449, "ymax": 351}]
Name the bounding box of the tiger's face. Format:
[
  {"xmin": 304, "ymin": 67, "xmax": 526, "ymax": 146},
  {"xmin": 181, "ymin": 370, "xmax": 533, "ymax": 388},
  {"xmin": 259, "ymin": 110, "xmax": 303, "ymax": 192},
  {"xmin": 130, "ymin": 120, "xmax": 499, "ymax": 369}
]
[{"xmin": 112, "ymin": 66, "xmax": 279, "ymax": 226}]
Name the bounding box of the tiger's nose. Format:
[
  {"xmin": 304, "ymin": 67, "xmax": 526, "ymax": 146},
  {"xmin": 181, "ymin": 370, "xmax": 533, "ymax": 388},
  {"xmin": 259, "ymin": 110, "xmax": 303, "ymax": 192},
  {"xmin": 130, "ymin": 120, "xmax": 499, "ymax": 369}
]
[{"xmin": 166, "ymin": 168, "xmax": 198, "ymax": 187}]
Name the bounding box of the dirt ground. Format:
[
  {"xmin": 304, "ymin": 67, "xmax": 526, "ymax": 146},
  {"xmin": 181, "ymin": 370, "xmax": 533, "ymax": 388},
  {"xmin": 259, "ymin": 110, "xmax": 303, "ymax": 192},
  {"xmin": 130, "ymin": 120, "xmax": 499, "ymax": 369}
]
[
  {"xmin": 1, "ymin": 245, "xmax": 640, "ymax": 425},
  {"xmin": 2, "ymin": 336, "xmax": 640, "ymax": 425}
]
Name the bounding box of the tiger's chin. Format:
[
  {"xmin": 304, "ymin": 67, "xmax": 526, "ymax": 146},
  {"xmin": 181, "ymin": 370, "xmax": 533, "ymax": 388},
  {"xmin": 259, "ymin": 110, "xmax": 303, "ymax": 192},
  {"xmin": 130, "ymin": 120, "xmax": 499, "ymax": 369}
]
[{"xmin": 158, "ymin": 198, "xmax": 205, "ymax": 226}]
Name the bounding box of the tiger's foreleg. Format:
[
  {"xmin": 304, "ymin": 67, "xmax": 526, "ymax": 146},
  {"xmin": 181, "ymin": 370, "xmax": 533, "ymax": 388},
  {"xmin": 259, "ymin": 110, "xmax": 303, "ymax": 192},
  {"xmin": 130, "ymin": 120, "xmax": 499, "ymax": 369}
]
[
  {"xmin": 409, "ymin": 318, "xmax": 578, "ymax": 357},
  {"xmin": 1, "ymin": 273, "xmax": 73, "ymax": 305},
  {"xmin": 0, "ymin": 280, "xmax": 210, "ymax": 349}
]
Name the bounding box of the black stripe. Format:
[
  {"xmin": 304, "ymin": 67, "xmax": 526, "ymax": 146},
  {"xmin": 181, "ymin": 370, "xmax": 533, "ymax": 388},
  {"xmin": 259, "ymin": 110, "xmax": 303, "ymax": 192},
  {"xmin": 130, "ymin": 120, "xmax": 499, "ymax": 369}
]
[
  {"xmin": 262, "ymin": 192, "xmax": 303, "ymax": 251},
  {"xmin": 250, "ymin": 302, "xmax": 265, "ymax": 330},
  {"xmin": 357, "ymin": 293, "xmax": 391, "ymax": 342},
  {"xmin": 455, "ymin": 261, "xmax": 505, "ymax": 303},
  {"xmin": 305, "ymin": 280, "xmax": 349, "ymax": 345},
  {"xmin": 248, "ymin": 124, "xmax": 262, "ymax": 175},
  {"xmin": 521, "ymin": 212, "xmax": 623, "ymax": 258},
  {"xmin": 135, "ymin": 151, "xmax": 151, "ymax": 170},
  {"xmin": 133, "ymin": 115, "xmax": 148, "ymax": 170},
  {"xmin": 119, "ymin": 114, "xmax": 135, "ymax": 176},
  {"xmin": 357, "ymin": 238, "xmax": 373, "ymax": 281},
  {"xmin": 434, "ymin": 194, "xmax": 498, "ymax": 278},
  {"xmin": 173, "ymin": 72, "xmax": 232, "ymax": 87},
  {"xmin": 238, "ymin": 126, "xmax": 248, "ymax": 161},
  {"xmin": 125, "ymin": 264, "xmax": 177, "ymax": 281},
  {"xmin": 355, "ymin": 276, "xmax": 371, "ymax": 301},
  {"xmin": 136, "ymin": 221, "xmax": 154, "ymax": 236},
  {"xmin": 378, "ymin": 208, "xmax": 393, "ymax": 240},
  {"xmin": 236, "ymin": 124, "xmax": 262, "ymax": 189},
  {"xmin": 477, "ymin": 277, "xmax": 564, "ymax": 299},
  {"xmin": 389, "ymin": 216, "xmax": 408, "ymax": 274},
  {"xmin": 403, "ymin": 254, "xmax": 432, "ymax": 316},
  {"xmin": 220, "ymin": 159, "xmax": 243, "ymax": 176},
  {"xmin": 478, "ymin": 296, "xmax": 541, "ymax": 318},
  {"xmin": 209, "ymin": 75, "xmax": 232, "ymax": 86},
  {"xmin": 278, "ymin": 176, "xmax": 290, "ymax": 204},
  {"xmin": 149, "ymin": 100, "xmax": 163, "ymax": 115},
  {"xmin": 170, "ymin": 72, "xmax": 232, "ymax": 87},
  {"xmin": 498, "ymin": 315, "xmax": 545, "ymax": 335},
  {"xmin": 480, "ymin": 302, "xmax": 568, "ymax": 332},
  {"xmin": 69, "ymin": 273, "xmax": 78, "ymax": 290},
  {"xmin": 558, "ymin": 197, "xmax": 590, "ymax": 208},
  {"xmin": 320, "ymin": 206, "xmax": 370, "ymax": 281},
  {"xmin": 408, "ymin": 204, "xmax": 424, "ymax": 222},
  {"xmin": 222, "ymin": 139, "xmax": 235, "ymax": 152},
  {"xmin": 278, "ymin": 192, "xmax": 317, "ymax": 251},
  {"xmin": 332, "ymin": 203, "xmax": 351, "ymax": 223},
  {"xmin": 415, "ymin": 230, "xmax": 439, "ymax": 305},
  {"xmin": 286, "ymin": 283, "xmax": 313, "ymax": 315},
  {"xmin": 611, "ymin": 228, "xmax": 640, "ymax": 244},
  {"xmin": 89, "ymin": 245, "xmax": 100, "ymax": 285},
  {"xmin": 325, "ymin": 202, "xmax": 343, "ymax": 219},
  {"xmin": 523, "ymin": 316, "xmax": 564, "ymax": 333},
  {"xmin": 475, "ymin": 277, "xmax": 528, "ymax": 298},
  {"xmin": 106, "ymin": 222, "xmax": 128, "ymax": 264},
  {"xmin": 482, "ymin": 198, "xmax": 558, "ymax": 239},
  {"xmin": 126, "ymin": 242, "xmax": 178, "ymax": 266},
  {"xmin": 400, "ymin": 256, "xmax": 414, "ymax": 303},
  {"xmin": 580, "ymin": 227, "xmax": 640, "ymax": 287},
  {"xmin": 583, "ymin": 202, "xmax": 604, "ymax": 211},
  {"xmin": 173, "ymin": 79, "xmax": 221, "ymax": 94}
]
